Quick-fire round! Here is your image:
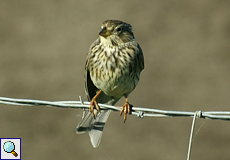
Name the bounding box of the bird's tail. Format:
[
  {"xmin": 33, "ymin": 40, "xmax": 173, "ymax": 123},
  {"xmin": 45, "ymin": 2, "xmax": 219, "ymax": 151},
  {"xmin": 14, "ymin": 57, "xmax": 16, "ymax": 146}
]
[
  {"xmin": 76, "ymin": 110, "xmax": 111, "ymax": 147},
  {"xmin": 76, "ymin": 95, "xmax": 120, "ymax": 148}
]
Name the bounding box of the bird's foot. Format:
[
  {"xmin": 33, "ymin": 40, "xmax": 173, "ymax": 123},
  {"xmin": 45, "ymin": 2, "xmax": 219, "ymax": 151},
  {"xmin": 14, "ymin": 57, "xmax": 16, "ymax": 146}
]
[
  {"xmin": 120, "ymin": 99, "xmax": 131, "ymax": 123},
  {"xmin": 90, "ymin": 99, "xmax": 100, "ymax": 119},
  {"xmin": 89, "ymin": 90, "xmax": 102, "ymax": 119}
]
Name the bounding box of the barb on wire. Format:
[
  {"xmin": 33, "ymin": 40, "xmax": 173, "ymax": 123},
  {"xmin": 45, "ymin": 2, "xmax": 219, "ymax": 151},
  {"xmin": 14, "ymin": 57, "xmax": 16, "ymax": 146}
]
[{"xmin": 0, "ymin": 96, "xmax": 230, "ymax": 120}]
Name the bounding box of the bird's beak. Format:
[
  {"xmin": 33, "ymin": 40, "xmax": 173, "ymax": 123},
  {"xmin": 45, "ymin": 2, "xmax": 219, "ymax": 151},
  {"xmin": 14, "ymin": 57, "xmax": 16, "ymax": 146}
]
[{"xmin": 99, "ymin": 28, "xmax": 111, "ymax": 37}]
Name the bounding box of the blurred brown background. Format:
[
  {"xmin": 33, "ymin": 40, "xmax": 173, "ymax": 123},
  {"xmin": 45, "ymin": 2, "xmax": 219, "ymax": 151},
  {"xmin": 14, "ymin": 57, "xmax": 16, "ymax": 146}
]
[{"xmin": 0, "ymin": 0, "xmax": 230, "ymax": 159}]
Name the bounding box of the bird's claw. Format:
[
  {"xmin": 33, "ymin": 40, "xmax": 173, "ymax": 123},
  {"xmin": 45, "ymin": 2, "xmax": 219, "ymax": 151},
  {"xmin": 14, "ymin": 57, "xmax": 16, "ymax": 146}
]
[
  {"xmin": 90, "ymin": 99, "xmax": 100, "ymax": 119},
  {"xmin": 120, "ymin": 100, "xmax": 131, "ymax": 123}
]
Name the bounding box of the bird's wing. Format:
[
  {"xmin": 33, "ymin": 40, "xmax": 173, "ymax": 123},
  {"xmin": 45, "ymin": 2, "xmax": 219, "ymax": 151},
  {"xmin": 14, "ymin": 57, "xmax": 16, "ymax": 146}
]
[{"xmin": 137, "ymin": 44, "xmax": 144, "ymax": 71}]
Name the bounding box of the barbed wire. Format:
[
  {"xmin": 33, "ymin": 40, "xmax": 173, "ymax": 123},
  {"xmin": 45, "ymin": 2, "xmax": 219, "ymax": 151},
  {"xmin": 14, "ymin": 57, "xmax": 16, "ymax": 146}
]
[
  {"xmin": 1, "ymin": 96, "xmax": 230, "ymax": 120},
  {"xmin": 0, "ymin": 96, "xmax": 230, "ymax": 160}
]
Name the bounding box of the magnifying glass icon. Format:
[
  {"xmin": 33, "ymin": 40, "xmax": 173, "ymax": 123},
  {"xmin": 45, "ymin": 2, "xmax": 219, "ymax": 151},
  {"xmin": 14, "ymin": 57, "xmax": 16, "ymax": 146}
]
[{"xmin": 3, "ymin": 141, "xmax": 18, "ymax": 157}]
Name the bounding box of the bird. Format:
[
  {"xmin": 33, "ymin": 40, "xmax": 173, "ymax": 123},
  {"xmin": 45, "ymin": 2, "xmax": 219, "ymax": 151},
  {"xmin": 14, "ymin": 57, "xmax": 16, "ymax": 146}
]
[{"xmin": 76, "ymin": 20, "xmax": 144, "ymax": 148}]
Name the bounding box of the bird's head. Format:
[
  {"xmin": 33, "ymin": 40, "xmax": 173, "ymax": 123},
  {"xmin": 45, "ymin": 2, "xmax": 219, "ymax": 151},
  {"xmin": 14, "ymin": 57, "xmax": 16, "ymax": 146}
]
[{"xmin": 99, "ymin": 20, "xmax": 135, "ymax": 44}]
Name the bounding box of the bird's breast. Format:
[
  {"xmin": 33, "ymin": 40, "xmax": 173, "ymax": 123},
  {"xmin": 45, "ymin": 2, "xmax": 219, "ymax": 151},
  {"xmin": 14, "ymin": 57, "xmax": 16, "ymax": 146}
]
[{"xmin": 90, "ymin": 46, "xmax": 139, "ymax": 97}]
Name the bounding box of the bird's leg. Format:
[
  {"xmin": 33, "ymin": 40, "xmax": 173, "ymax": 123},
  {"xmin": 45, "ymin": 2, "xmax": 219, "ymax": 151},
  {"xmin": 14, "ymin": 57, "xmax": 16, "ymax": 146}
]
[
  {"xmin": 120, "ymin": 96, "xmax": 131, "ymax": 123},
  {"xmin": 90, "ymin": 90, "xmax": 102, "ymax": 119}
]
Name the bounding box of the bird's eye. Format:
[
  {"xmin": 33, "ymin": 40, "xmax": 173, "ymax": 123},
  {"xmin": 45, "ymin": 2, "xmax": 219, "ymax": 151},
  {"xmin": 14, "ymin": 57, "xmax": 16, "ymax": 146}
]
[{"xmin": 116, "ymin": 27, "xmax": 122, "ymax": 32}]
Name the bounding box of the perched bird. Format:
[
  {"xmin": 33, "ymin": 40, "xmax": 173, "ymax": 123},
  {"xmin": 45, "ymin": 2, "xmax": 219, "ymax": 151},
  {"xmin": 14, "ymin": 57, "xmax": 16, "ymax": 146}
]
[{"xmin": 76, "ymin": 20, "xmax": 144, "ymax": 148}]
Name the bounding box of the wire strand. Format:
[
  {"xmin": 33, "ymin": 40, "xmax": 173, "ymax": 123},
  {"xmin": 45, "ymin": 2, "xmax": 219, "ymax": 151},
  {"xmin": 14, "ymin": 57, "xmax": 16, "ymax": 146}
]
[{"xmin": 1, "ymin": 96, "xmax": 230, "ymax": 120}]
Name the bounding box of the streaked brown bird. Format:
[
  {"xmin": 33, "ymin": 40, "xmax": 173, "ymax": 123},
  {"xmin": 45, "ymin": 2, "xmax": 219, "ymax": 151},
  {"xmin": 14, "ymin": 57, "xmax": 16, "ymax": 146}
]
[{"xmin": 76, "ymin": 20, "xmax": 144, "ymax": 147}]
